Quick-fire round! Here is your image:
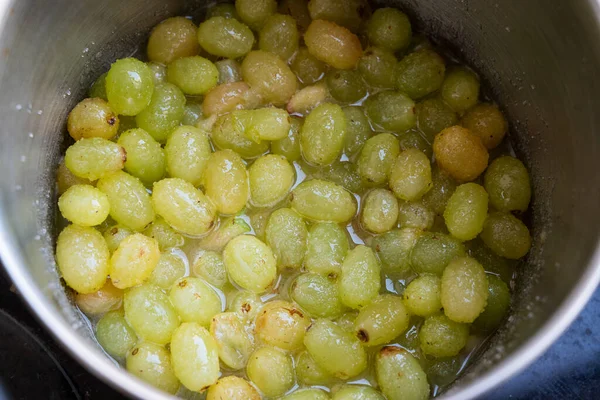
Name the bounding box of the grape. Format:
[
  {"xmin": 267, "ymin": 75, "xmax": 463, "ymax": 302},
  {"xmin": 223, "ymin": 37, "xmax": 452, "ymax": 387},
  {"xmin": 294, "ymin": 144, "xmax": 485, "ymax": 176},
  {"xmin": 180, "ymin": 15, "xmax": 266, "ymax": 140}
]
[
  {"xmin": 227, "ymin": 290, "xmax": 263, "ymax": 321},
  {"xmin": 106, "ymin": 58, "xmax": 154, "ymax": 116},
  {"xmin": 291, "ymin": 180, "xmax": 357, "ymax": 223},
  {"xmin": 259, "ymin": 14, "xmax": 299, "ymax": 60},
  {"xmin": 223, "ymin": 235, "xmax": 277, "ymax": 293},
  {"xmin": 358, "ymin": 47, "xmax": 398, "ymax": 89},
  {"xmin": 282, "ymin": 389, "xmax": 331, "ymax": 400},
  {"xmin": 197, "ymin": 217, "xmax": 251, "ymax": 253},
  {"xmin": 117, "ymin": 128, "xmax": 166, "ymax": 185},
  {"xmin": 358, "ymin": 133, "xmax": 400, "ymax": 186},
  {"xmin": 466, "ymin": 239, "xmax": 517, "ymax": 284},
  {"xmin": 207, "ymin": 376, "xmax": 260, "ymax": 400},
  {"xmin": 234, "ymin": 108, "xmax": 291, "ymax": 142},
  {"xmin": 301, "ymin": 103, "xmax": 347, "ymax": 166},
  {"xmin": 278, "ymin": 0, "xmax": 312, "ymax": 32},
  {"xmin": 332, "ymin": 385, "xmax": 385, "ymax": 400},
  {"xmin": 148, "ymin": 252, "xmax": 186, "ymax": 289},
  {"xmin": 248, "ymin": 208, "xmax": 271, "ymax": 241},
  {"xmin": 169, "ymin": 277, "xmax": 222, "ymax": 326},
  {"xmin": 480, "ymin": 212, "xmax": 531, "ymax": 259},
  {"xmin": 211, "ymin": 111, "xmax": 270, "ymax": 158},
  {"xmin": 75, "ymin": 279, "xmax": 122, "ymax": 316},
  {"xmin": 126, "ymin": 342, "xmax": 180, "ymax": 394},
  {"xmin": 255, "ymin": 300, "xmax": 311, "ymax": 351},
  {"xmin": 55, "ymin": 225, "xmax": 109, "ymax": 294},
  {"xmin": 397, "ymin": 200, "xmax": 435, "ymax": 230},
  {"xmin": 473, "ymin": 275, "xmax": 511, "ymax": 334},
  {"xmin": 147, "ymin": 62, "xmax": 167, "ymax": 85},
  {"xmin": 182, "ymin": 103, "xmax": 203, "ymax": 125},
  {"xmin": 444, "ymin": 183, "xmax": 489, "ymax": 241},
  {"xmin": 215, "ymin": 59, "xmax": 243, "ymax": 84},
  {"xmin": 202, "ymin": 150, "xmax": 249, "ymax": 215},
  {"xmin": 366, "ymin": 8, "xmax": 412, "ymax": 52},
  {"xmin": 398, "ymin": 130, "xmax": 433, "ymax": 158},
  {"xmin": 304, "ymin": 20, "xmax": 362, "ymax": 70},
  {"xmin": 143, "ymin": 217, "xmax": 184, "ymax": 250},
  {"xmin": 235, "ymin": 0, "xmax": 277, "ymax": 31},
  {"xmin": 354, "ymin": 295, "xmax": 409, "ymax": 346},
  {"xmin": 426, "ymin": 356, "xmax": 462, "ymax": 388},
  {"xmin": 247, "ymin": 346, "xmax": 295, "ymax": 397},
  {"xmin": 265, "ymin": 208, "xmax": 307, "ymax": 269},
  {"xmin": 419, "ymin": 314, "xmax": 469, "ymax": 357},
  {"xmin": 421, "ymin": 165, "xmax": 457, "ymax": 215},
  {"xmin": 206, "ymin": 3, "xmax": 240, "ymax": 20},
  {"xmin": 58, "ymin": 184, "xmax": 109, "ymax": 227},
  {"xmin": 326, "ymin": 69, "xmax": 367, "ymax": 103},
  {"xmin": 402, "ymin": 274, "xmax": 442, "ymax": 317},
  {"xmin": 109, "ymin": 233, "xmax": 160, "ymax": 289},
  {"xmin": 147, "ymin": 17, "xmax": 199, "ymax": 64},
  {"xmin": 96, "ymin": 310, "xmax": 137, "ymax": 359},
  {"xmin": 305, "ymin": 222, "xmax": 349, "ymax": 277},
  {"xmin": 339, "ymin": 245, "xmax": 381, "ymax": 309},
  {"xmin": 135, "ymin": 83, "xmax": 186, "ymax": 143},
  {"xmin": 67, "ymin": 98, "xmax": 119, "ymax": 140},
  {"xmin": 291, "ymin": 273, "xmax": 345, "ymax": 318},
  {"xmin": 343, "ymin": 106, "xmax": 372, "ymax": 156},
  {"xmin": 441, "ymin": 257, "xmax": 489, "ymax": 323},
  {"xmin": 416, "ymin": 98, "xmax": 458, "ymax": 142},
  {"xmin": 389, "ymin": 149, "xmax": 433, "ymax": 201},
  {"xmin": 361, "ymin": 189, "xmax": 399, "ymax": 234},
  {"xmin": 272, "ymin": 116, "xmax": 302, "ymax": 161},
  {"xmin": 286, "ymin": 83, "xmax": 329, "ymax": 115},
  {"xmin": 441, "ymin": 67, "xmax": 480, "ymax": 112},
  {"xmin": 308, "ymin": 0, "xmax": 364, "ymax": 32},
  {"xmin": 433, "ymin": 125, "xmax": 489, "ymax": 182},
  {"xmin": 371, "ymin": 228, "xmax": 420, "ymax": 276},
  {"xmin": 462, "ymin": 103, "xmax": 508, "ymax": 149},
  {"xmin": 241, "ymin": 50, "xmax": 298, "ymax": 106},
  {"xmin": 191, "ymin": 251, "xmax": 226, "ymax": 288},
  {"xmin": 396, "ymin": 49, "xmax": 446, "ymax": 99},
  {"xmin": 167, "ymin": 56, "xmax": 218, "ymax": 95},
  {"xmin": 197, "ymin": 17, "xmax": 254, "ymax": 59},
  {"xmin": 484, "ymin": 156, "xmax": 531, "ymax": 212},
  {"xmin": 296, "ymin": 351, "xmax": 335, "ymax": 386},
  {"xmin": 249, "ymin": 155, "xmax": 295, "ymax": 208},
  {"xmin": 102, "ymin": 225, "xmax": 133, "ymax": 254},
  {"xmin": 202, "ymin": 81, "xmax": 251, "ymax": 116},
  {"xmin": 410, "ymin": 232, "xmax": 466, "ymax": 275},
  {"xmin": 209, "ymin": 312, "xmax": 255, "ymax": 370},
  {"xmin": 375, "ymin": 346, "xmax": 429, "ymax": 400},
  {"xmin": 164, "ymin": 125, "xmax": 211, "ymax": 187},
  {"xmin": 291, "ymin": 47, "xmax": 326, "ymax": 85},
  {"xmin": 364, "ymin": 91, "xmax": 416, "ymax": 132},
  {"xmin": 64, "ymin": 138, "xmax": 125, "ymax": 181},
  {"xmin": 56, "ymin": 160, "xmax": 93, "ymax": 195},
  {"xmin": 89, "ymin": 72, "xmax": 108, "ymax": 101}
]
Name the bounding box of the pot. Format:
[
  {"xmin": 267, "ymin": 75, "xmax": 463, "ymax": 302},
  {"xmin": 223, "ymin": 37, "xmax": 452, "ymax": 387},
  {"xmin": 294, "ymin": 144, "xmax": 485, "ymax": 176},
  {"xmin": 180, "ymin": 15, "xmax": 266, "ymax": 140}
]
[{"xmin": 0, "ymin": 0, "xmax": 599, "ymax": 399}]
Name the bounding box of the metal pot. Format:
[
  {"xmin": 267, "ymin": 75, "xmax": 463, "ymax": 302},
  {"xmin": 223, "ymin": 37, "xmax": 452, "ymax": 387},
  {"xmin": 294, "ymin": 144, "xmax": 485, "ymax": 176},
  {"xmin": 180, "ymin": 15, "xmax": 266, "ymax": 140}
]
[{"xmin": 0, "ymin": 0, "xmax": 599, "ymax": 399}]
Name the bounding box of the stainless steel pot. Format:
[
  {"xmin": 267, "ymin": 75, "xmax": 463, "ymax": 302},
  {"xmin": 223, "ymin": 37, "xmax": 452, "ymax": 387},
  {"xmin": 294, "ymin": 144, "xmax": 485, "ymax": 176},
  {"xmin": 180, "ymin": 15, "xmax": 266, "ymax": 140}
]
[{"xmin": 0, "ymin": 0, "xmax": 599, "ymax": 399}]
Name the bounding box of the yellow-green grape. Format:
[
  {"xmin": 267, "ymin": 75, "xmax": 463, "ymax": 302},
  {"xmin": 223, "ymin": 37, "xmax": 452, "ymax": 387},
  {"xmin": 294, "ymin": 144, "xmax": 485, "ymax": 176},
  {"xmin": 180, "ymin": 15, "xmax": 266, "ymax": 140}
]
[
  {"xmin": 410, "ymin": 232, "xmax": 466, "ymax": 275},
  {"xmin": 75, "ymin": 279, "xmax": 122, "ymax": 316},
  {"xmin": 89, "ymin": 72, "xmax": 108, "ymax": 101},
  {"xmin": 466, "ymin": 239, "xmax": 516, "ymax": 284},
  {"xmin": 215, "ymin": 59, "xmax": 243, "ymax": 85},
  {"xmin": 416, "ymin": 98, "xmax": 458, "ymax": 142},
  {"xmin": 147, "ymin": 17, "xmax": 199, "ymax": 64},
  {"xmin": 106, "ymin": 58, "xmax": 154, "ymax": 116},
  {"xmin": 202, "ymin": 150, "xmax": 249, "ymax": 215},
  {"xmin": 192, "ymin": 251, "xmax": 226, "ymax": 288},
  {"xmin": 265, "ymin": 208, "xmax": 307, "ymax": 269},
  {"xmin": 246, "ymin": 346, "xmax": 294, "ymax": 397},
  {"xmin": 236, "ymin": 0, "xmax": 277, "ymax": 31},
  {"xmin": 291, "ymin": 47, "xmax": 326, "ymax": 85},
  {"xmin": 426, "ymin": 357, "xmax": 462, "ymax": 388},
  {"xmin": 198, "ymin": 217, "xmax": 251, "ymax": 253},
  {"xmin": 396, "ymin": 49, "xmax": 445, "ymax": 99},
  {"xmin": 259, "ymin": 14, "xmax": 299, "ymax": 60},
  {"xmin": 304, "ymin": 319, "xmax": 367, "ymax": 379},
  {"xmin": 278, "ymin": 0, "xmax": 312, "ymax": 32},
  {"xmin": 58, "ymin": 184, "xmax": 109, "ymax": 227},
  {"xmin": 462, "ymin": 103, "xmax": 508, "ymax": 149},
  {"xmin": 210, "ymin": 312, "xmax": 254, "ymax": 370},
  {"xmin": 282, "ymin": 389, "xmax": 330, "ymax": 400},
  {"xmin": 443, "ymin": 183, "xmax": 488, "ymax": 241},
  {"xmin": 164, "ymin": 125, "xmax": 211, "ymax": 187},
  {"xmin": 304, "ymin": 20, "xmax": 362, "ymax": 70},
  {"xmin": 305, "ymin": 222, "xmax": 349, "ymax": 277},
  {"xmin": 56, "ymin": 225, "xmax": 109, "ymax": 294},
  {"xmin": 182, "ymin": 102, "xmax": 203, "ymax": 125},
  {"xmin": 364, "ymin": 91, "xmax": 416, "ymax": 132},
  {"xmin": 366, "ymin": 8, "xmax": 412, "ymax": 52},
  {"xmin": 228, "ymin": 290, "xmax": 263, "ymax": 321},
  {"xmin": 484, "ymin": 156, "xmax": 531, "ymax": 212},
  {"xmin": 202, "ymin": 82, "xmax": 250, "ymax": 116},
  {"xmin": 109, "ymin": 233, "xmax": 160, "ymax": 289},
  {"xmin": 207, "ymin": 3, "xmax": 240, "ymax": 20},
  {"xmin": 308, "ymin": 0, "xmax": 363, "ymax": 32},
  {"xmin": 249, "ymin": 155, "xmax": 294, "ymax": 208},
  {"xmin": 103, "ymin": 225, "xmax": 132, "ymax": 254},
  {"xmin": 397, "ymin": 201, "xmax": 435, "ymax": 230},
  {"xmin": 291, "ymin": 180, "xmax": 357, "ymax": 223},
  {"xmin": 398, "ymin": 130, "xmax": 433, "ymax": 159},
  {"xmin": 169, "ymin": 277, "xmax": 222, "ymax": 326},
  {"xmin": 480, "ymin": 212, "xmax": 532, "ymax": 259},
  {"xmin": 358, "ymin": 133, "xmax": 400, "ymax": 186},
  {"xmin": 371, "ymin": 228, "xmax": 420, "ymax": 276},
  {"xmin": 291, "ymin": 273, "xmax": 344, "ymax": 318},
  {"xmin": 64, "ymin": 138, "xmax": 126, "ymax": 181},
  {"xmin": 421, "ymin": 165, "xmax": 457, "ymax": 215},
  {"xmin": 143, "ymin": 217, "xmax": 184, "ymax": 250},
  {"xmin": 126, "ymin": 342, "xmax": 180, "ymax": 394},
  {"xmin": 152, "ymin": 178, "xmax": 217, "ymax": 237},
  {"xmin": 96, "ymin": 310, "xmax": 137, "ymax": 359},
  {"xmin": 117, "ymin": 128, "xmax": 166, "ymax": 185},
  {"xmin": 296, "ymin": 351, "xmax": 335, "ymax": 386},
  {"xmin": 147, "ymin": 62, "xmax": 167, "ymax": 85},
  {"xmin": 255, "ymin": 300, "xmax": 310, "ymax": 350},
  {"xmin": 355, "ymin": 295, "xmax": 410, "ymax": 346},
  {"xmin": 96, "ymin": 171, "xmax": 155, "ymax": 231},
  {"xmin": 326, "ymin": 69, "xmax": 367, "ymax": 104},
  {"xmin": 124, "ymin": 284, "xmax": 180, "ymax": 345},
  {"xmin": 433, "ymin": 125, "xmax": 489, "ymax": 182},
  {"xmin": 272, "ymin": 116, "xmax": 302, "ymax": 161},
  {"xmin": 335, "ymin": 311, "xmax": 359, "ymax": 332},
  {"xmin": 241, "ymin": 50, "xmax": 298, "ymax": 106},
  {"xmin": 440, "ymin": 67, "xmax": 480, "ymax": 112},
  {"xmin": 212, "ymin": 112, "xmax": 270, "ymax": 158},
  {"xmin": 315, "ymin": 162, "xmax": 362, "ymax": 194},
  {"xmin": 167, "ymin": 56, "xmax": 218, "ymax": 95},
  {"xmin": 207, "ymin": 376, "xmax": 260, "ymax": 400},
  {"xmin": 248, "ymin": 208, "xmax": 271, "ymax": 241},
  {"xmin": 332, "ymin": 385, "xmax": 385, "ymax": 400},
  {"xmin": 236, "ymin": 108, "xmax": 291, "ymax": 142},
  {"xmin": 339, "ymin": 245, "xmax": 381, "ymax": 309},
  {"xmin": 402, "ymin": 275, "xmax": 442, "ymax": 317},
  {"xmin": 301, "ymin": 103, "xmax": 347, "ymax": 166},
  {"xmin": 197, "ymin": 17, "xmax": 254, "ymax": 59},
  {"xmin": 170, "ymin": 322, "xmax": 220, "ymax": 392},
  {"xmin": 56, "ymin": 160, "xmax": 93, "ymax": 196},
  {"xmin": 67, "ymin": 98, "xmax": 119, "ymax": 141},
  {"xmin": 148, "ymin": 252, "xmax": 186, "ymax": 290},
  {"xmin": 287, "ymin": 82, "xmax": 329, "ymax": 115},
  {"xmin": 361, "ymin": 189, "xmax": 399, "ymax": 234},
  {"xmin": 473, "ymin": 275, "xmax": 511, "ymax": 334},
  {"xmin": 117, "ymin": 115, "xmax": 138, "ymax": 134},
  {"xmin": 223, "ymin": 235, "xmax": 277, "ymax": 293},
  {"xmin": 389, "ymin": 149, "xmax": 432, "ymax": 201},
  {"xmin": 358, "ymin": 47, "xmax": 398, "ymax": 89},
  {"xmin": 441, "ymin": 257, "xmax": 488, "ymax": 323},
  {"xmin": 343, "ymin": 106, "xmax": 372, "ymax": 156},
  {"xmin": 135, "ymin": 83, "xmax": 186, "ymax": 143},
  {"xmin": 419, "ymin": 314, "xmax": 469, "ymax": 357},
  {"xmin": 375, "ymin": 346, "xmax": 429, "ymax": 400}
]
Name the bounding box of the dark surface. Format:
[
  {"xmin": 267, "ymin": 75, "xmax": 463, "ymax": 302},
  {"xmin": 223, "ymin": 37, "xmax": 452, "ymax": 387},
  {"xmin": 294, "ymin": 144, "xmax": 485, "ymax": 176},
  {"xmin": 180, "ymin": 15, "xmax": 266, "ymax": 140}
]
[{"xmin": 0, "ymin": 267, "xmax": 597, "ymax": 400}]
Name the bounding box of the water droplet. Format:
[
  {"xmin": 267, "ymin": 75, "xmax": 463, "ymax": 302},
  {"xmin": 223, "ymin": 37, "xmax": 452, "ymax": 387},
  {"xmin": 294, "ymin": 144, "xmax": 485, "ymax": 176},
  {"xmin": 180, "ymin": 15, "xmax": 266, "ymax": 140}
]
[
  {"xmin": 37, "ymin": 110, "xmax": 43, "ymax": 115},
  {"xmin": 34, "ymin": 235, "xmax": 41, "ymax": 241},
  {"xmin": 20, "ymin": 155, "xmax": 26, "ymax": 162},
  {"xmin": 15, "ymin": 184, "xmax": 22, "ymax": 191},
  {"xmin": 15, "ymin": 104, "xmax": 22, "ymax": 110},
  {"xmin": 28, "ymin": 132, "xmax": 34, "ymax": 138}
]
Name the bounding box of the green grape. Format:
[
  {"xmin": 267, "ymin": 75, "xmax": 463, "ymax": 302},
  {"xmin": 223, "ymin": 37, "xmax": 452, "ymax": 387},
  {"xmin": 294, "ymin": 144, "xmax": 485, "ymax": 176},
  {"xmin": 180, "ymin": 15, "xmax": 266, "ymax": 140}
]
[
  {"xmin": 117, "ymin": 115, "xmax": 137, "ymax": 134},
  {"xmin": 286, "ymin": 83, "xmax": 329, "ymax": 115},
  {"xmin": 335, "ymin": 311, "xmax": 359, "ymax": 332},
  {"xmin": 291, "ymin": 47, "xmax": 326, "ymax": 85},
  {"xmin": 358, "ymin": 47, "xmax": 398, "ymax": 89},
  {"xmin": 282, "ymin": 389, "xmax": 330, "ymax": 400},
  {"xmin": 198, "ymin": 217, "xmax": 251, "ymax": 253},
  {"xmin": 148, "ymin": 252, "xmax": 186, "ymax": 289},
  {"xmin": 272, "ymin": 116, "xmax": 302, "ymax": 161},
  {"xmin": 354, "ymin": 295, "xmax": 409, "ymax": 346},
  {"xmin": 203, "ymin": 81, "xmax": 250, "ymax": 116},
  {"xmin": 371, "ymin": 228, "xmax": 420, "ymax": 276},
  {"xmin": 480, "ymin": 212, "xmax": 532, "ymax": 259},
  {"xmin": 152, "ymin": 178, "xmax": 217, "ymax": 237},
  {"xmin": 278, "ymin": 0, "xmax": 312, "ymax": 32},
  {"xmin": 246, "ymin": 346, "xmax": 294, "ymax": 397},
  {"xmin": 473, "ymin": 275, "xmax": 511, "ymax": 334},
  {"xmin": 466, "ymin": 239, "xmax": 516, "ymax": 284},
  {"xmin": 305, "ymin": 20, "xmax": 362, "ymax": 70},
  {"xmin": 223, "ymin": 235, "xmax": 277, "ymax": 293},
  {"xmin": 143, "ymin": 217, "xmax": 184, "ymax": 250},
  {"xmin": 307, "ymin": 0, "xmax": 364, "ymax": 32},
  {"xmin": 361, "ymin": 189, "xmax": 399, "ymax": 234},
  {"xmin": 109, "ymin": 233, "xmax": 160, "ymax": 289},
  {"xmin": 164, "ymin": 125, "xmax": 211, "ymax": 187},
  {"xmin": 402, "ymin": 274, "xmax": 442, "ymax": 317},
  {"xmin": 56, "ymin": 160, "xmax": 93, "ymax": 195},
  {"xmin": 343, "ymin": 106, "xmax": 372, "ymax": 156},
  {"xmin": 389, "ymin": 149, "xmax": 433, "ymax": 201},
  {"xmin": 64, "ymin": 138, "xmax": 125, "ymax": 181},
  {"xmin": 182, "ymin": 102, "xmax": 203, "ymax": 125},
  {"xmin": 124, "ymin": 284, "xmax": 180, "ymax": 345},
  {"xmin": 440, "ymin": 67, "xmax": 480, "ymax": 112},
  {"xmin": 421, "ymin": 165, "xmax": 457, "ymax": 215},
  {"xmin": 249, "ymin": 155, "xmax": 295, "ymax": 208},
  {"xmin": 169, "ymin": 277, "xmax": 222, "ymax": 326},
  {"xmin": 326, "ymin": 69, "xmax": 367, "ymax": 103},
  {"xmin": 305, "ymin": 222, "xmax": 349, "ymax": 277},
  {"xmin": 375, "ymin": 346, "xmax": 429, "ymax": 400},
  {"xmin": 170, "ymin": 322, "xmax": 220, "ymax": 391},
  {"xmin": 135, "ymin": 83, "xmax": 186, "ymax": 143},
  {"xmin": 96, "ymin": 171, "xmax": 155, "ymax": 231},
  {"xmin": 147, "ymin": 17, "xmax": 199, "ymax": 64},
  {"xmin": 234, "ymin": 108, "xmax": 291, "ymax": 143},
  {"xmin": 102, "ymin": 225, "xmax": 132, "ymax": 254},
  {"xmin": 396, "ymin": 49, "xmax": 446, "ymax": 99},
  {"xmin": 96, "ymin": 310, "xmax": 137, "ymax": 359},
  {"xmin": 339, "ymin": 245, "xmax": 381, "ymax": 309},
  {"xmin": 106, "ymin": 58, "xmax": 154, "ymax": 116},
  {"xmin": 358, "ymin": 133, "xmax": 400, "ymax": 186},
  {"xmin": 441, "ymin": 257, "xmax": 488, "ymax": 323},
  {"xmin": 255, "ymin": 300, "xmax": 310, "ymax": 350},
  {"xmin": 207, "ymin": 376, "xmax": 260, "ymax": 400},
  {"xmin": 265, "ymin": 208, "xmax": 307, "ymax": 269},
  {"xmin": 397, "ymin": 200, "xmax": 435, "ymax": 230},
  {"xmin": 197, "ymin": 17, "xmax": 254, "ymax": 59},
  {"xmin": 398, "ymin": 130, "xmax": 433, "ymax": 159},
  {"xmin": 291, "ymin": 179, "xmax": 357, "ymax": 223},
  {"xmin": 248, "ymin": 208, "xmax": 271, "ymax": 241},
  {"xmin": 67, "ymin": 98, "xmax": 119, "ymax": 140},
  {"xmin": 167, "ymin": 56, "xmax": 218, "ymax": 95},
  {"xmin": 202, "ymin": 150, "xmax": 249, "ymax": 215},
  {"xmin": 241, "ymin": 50, "xmax": 297, "ymax": 106},
  {"xmin": 301, "ymin": 103, "xmax": 347, "ymax": 166},
  {"xmin": 89, "ymin": 72, "xmax": 108, "ymax": 101},
  {"xmin": 332, "ymin": 385, "xmax": 385, "ymax": 400},
  {"xmin": 416, "ymin": 98, "xmax": 458, "ymax": 142},
  {"xmin": 235, "ymin": 0, "xmax": 277, "ymax": 31},
  {"xmin": 227, "ymin": 290, "xmax": 263, "ymax": 321},
  {"xmin": 462, "ymin": 103, "xmax": 508, "ymax": 149},
  {"xmin": 364, "ymin": 91, "xmax": 416, "ymax": 132},
  {"xmin": 210, "ymin": 312, "xmax": 255, "ymax": 370},
  {"xmin": 58, "ymin": 184, "xmax": 109, "ymax": 227},
  {"xmin": 296, "ymin": 351, "xmax": 335, "ymax": 386},
  {"xmin": 443, "ymin": 183, "xmax": 488, "ymax": 241},
  {"xmin": 126, "ymin": 342, "xmax": 180, "ymax": 394},
  {"xmin": 291, "ymin": 273, "xmax": 345, "ymax": 318},
  {"xmin": 215, "ymin": 59, "xmax": 242, "ymax": 85},
  {"xmin": 56, "ymin": 225, "xmax": 109, "ymax": 294},
  {"xmin": 484, "ymin": 156, "xmax": 531, "ymax": 212},
  {"xmin": 211, "ymin": 111, "xmax": 270, "ymax": 158},
  {"xmin": 304, "ymin": 319, "xmax": 367, "ymax": 380},
  {"xmin": 433, "ymin": 125, "xmax": 489, "ymax": 182},
  {"xmin": 410, "ymin": 232, "xmax": 466, "ymax": 275},
  {"xmin": 259, "ymin": 14, "xmax": 299, "ymax": 60},
  {"xmin": 75, "ymin": 279, "xmax": 122, "ymax": 316},
  {"xmin": 192, "ymin": 251, "xmax": 226, "ymax": 288},
  {"xmin": 147, "ymin": 62, "xmax": 167, "ymax": 85},
  {"xmin": 419, "ymin": 314, "xmax": 469, "ymax": 357},
  {"xmin": 207, "ymin": 3, "xmax": 240, "ymax": 20},
  {"xmin": 366, "ymin": 8, "xmax": 412, "ymax": 52},
  {"xmin": 117, "ymin": 128, "xmax": 166, "ymax": 185},
  {"xmin": 314, "ymin": 161, "xmax": 362, "ymax": 194}
]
